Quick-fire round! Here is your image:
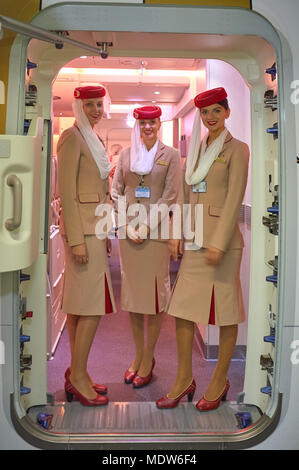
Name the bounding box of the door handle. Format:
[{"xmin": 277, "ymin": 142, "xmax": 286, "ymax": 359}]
[{"xmin": 5, "ymin": 174, "xmax": 22, "ymax": 231}]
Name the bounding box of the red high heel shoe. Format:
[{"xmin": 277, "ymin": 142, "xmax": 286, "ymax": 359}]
[
  {"xmin": 196, "ymin": 379, "xmax": 230, "ymax": 411},
  {"xmin": 64, "ymin": 368, "xmax": 107, "ymax": 394},
  {"xmin": 124, "ymin": 368, "xmax": 137, "ymax": 384},
  {"xmin": 156, "ymin": 379, "xmax": 196, "ymax": 409},
  {"xmin": 65, "ymin": 379, "xmax": 109, "ymax": 406},
  {"xmin": 132, "ymin": 358, "xmax": 155, "ymax": 388}
]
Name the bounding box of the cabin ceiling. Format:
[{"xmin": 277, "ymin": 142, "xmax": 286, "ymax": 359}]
[
  {"xmin": 52, "ymin": 55, "xmax": 201, "ymax": 117},
  {"xmin": 27, "ymin": 30, "xmax": 275, "ymax": 126}
]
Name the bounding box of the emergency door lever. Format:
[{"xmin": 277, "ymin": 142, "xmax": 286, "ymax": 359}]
[{"xmin": 5, "ymin": 174, "xmax": 22, "ymax": 231}]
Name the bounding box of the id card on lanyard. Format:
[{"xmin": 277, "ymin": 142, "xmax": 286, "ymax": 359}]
[
  {"xmin": 135, "ymin": 186, "xmax": 151, "ymax": 198},
  {"xmin": 192, "ymin": 181, "xmax": 207, "ymax": 193},
  {"xmin": 135, "ymin": 175, "xmax": 151, "ymax": 198}
]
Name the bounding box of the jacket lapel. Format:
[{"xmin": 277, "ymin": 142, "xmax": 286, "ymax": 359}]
[
  {"xmin": 222, "ymin": 131, "xmax": 233, "ymax": 148},
  {"xmin": 154, "ymin": 140, "xmax": 166, "ymax": 163},
  {"xmin": 74, "ymin": 124, "xmax": 93, "ymax": 157},
  {"xmin": 73, "ymin": 124, "xmax": 103, "ymax": 176},
  {"xmin": 217, "ymin": 131, "xmax": 233, "ymax": 158}
]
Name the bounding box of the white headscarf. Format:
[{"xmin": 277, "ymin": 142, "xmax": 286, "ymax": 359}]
[
  {"xmin": 72, "ymin": 99, "xmax": 111, "ymax": 179},
  {"xmin": 185, "ymin": 109, "xmax": 228, "ymax": 185},
  {"xmin": 130, "ymin": 120, "xmax": 159, "ymax": 175}
]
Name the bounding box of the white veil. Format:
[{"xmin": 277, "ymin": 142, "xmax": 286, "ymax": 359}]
[
  {"xmin": 72, "ymin": 99, "xmax": 111, "ymax": 179},
  {"xmin": 185, "ymin": 109, "xmax": 228, "ymax": 185},
  {"xmin": 129, "ymin": 120, "xmax": 159, "ymax": 175}
]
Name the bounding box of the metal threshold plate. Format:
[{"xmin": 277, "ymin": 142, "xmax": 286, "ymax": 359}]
[{"xmin": 28, "ymin": 401, "xmax": 262, "ymax": 435}]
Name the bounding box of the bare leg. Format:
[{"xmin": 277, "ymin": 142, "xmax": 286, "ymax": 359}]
[
  {"xmin": 69, "ymin": 315, "xmax": 101, "ymax": 399},
  {"xmin": 128, "ymin": 312, "xmax": 145, "ymax": 372},
  {"xmin": 167, "ymin": 317, "xmax": 194, "ymax": 398},
  {"xmin": 137, "ymin": 312, "xmax": 164, "ymax": 377},
  {"xmin": 204, "ymin": 324, "xmax": 238, "ymax": 400}
]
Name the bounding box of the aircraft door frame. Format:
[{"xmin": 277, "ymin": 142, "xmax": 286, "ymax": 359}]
[{"xmin": 1, "ymin": 2, "xmax": 298, "ymax": 449}]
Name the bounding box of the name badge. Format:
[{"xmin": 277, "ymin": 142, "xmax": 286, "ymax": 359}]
[
  {"xmin": 135, "ymin": 186, "xmax": 151, "ymax": 198},
  {"xmin": 215, "ymin": 157, "xmax": 226, "ymax": 164},
  {"xmin": 157, "ymin": 160, "xmax": 168, "ymax": 166},
  {"xmin": 192, "ymin": 181, "xmax": 207, "ymax": 193}
]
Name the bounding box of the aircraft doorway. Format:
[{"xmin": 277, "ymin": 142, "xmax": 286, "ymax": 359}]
[
  {"xmin": 23, "ymin": 50, "xmax": 258, "ymax": 441},
  {"xmin": 46, "ymin": 53, "xmax": 251, "ymax": 399},
  {"xmin": 5, "ymin": 6, "xmax": 284, "ymax": 448}
]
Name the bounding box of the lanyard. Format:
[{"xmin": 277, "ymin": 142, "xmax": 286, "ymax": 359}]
[{"xmin": 138, "ymin": 175, "xmax": 145, "ymax": 187}]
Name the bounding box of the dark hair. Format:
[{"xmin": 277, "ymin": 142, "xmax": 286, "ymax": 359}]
[{"xmin": 217, "ymin": 98, "xmax": 229, "ymax": 110}]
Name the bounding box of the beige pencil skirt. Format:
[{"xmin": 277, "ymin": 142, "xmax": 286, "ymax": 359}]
[
  {"xmin": 167, "ymin": 248, "xmax": 245, "ymax": 326},
  {"xmin": 61, "ymin": 235, "xmax": 116, "ymax": 316},
  {"xmin": 118, "ymin": 238, "xmax": 171, "ymax": 315}
]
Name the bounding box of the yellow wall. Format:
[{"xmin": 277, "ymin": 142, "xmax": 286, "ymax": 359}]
[{"xmin": 0, "ymin": 0, "xmax": 40, "ymax": 134}]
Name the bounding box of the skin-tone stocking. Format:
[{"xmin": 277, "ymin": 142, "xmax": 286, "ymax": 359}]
[
  {"xmin": 66, "ymin": 314, "xmax": 79, "ymax": 366},
  {"xmin": 66, "ymin": 314, "xmax": 99, "ymax": 389},
  {"xmin": 204, "ymin": 324, "xmax": 238, "ymax": 400},
  {"xmin": 166, "ymin": 321, "xmax": 237, "ymax": 400},
  {"xmin": 129, "ymin": 311, "xmax": 164, "ymax": 377},
  {"xmin": 129, "ymin": 312, "xmax": 145, "ymax": 372},
  {"xmin": 69, "ymin": 315, "xmax": 101, "ymax": 399},
  {"xmin": 167, "ymin": 317, "xmax": 194, "ymax": 398}
]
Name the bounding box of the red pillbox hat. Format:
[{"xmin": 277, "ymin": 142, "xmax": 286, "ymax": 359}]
[
  {"xmin": 194, "ymin": 87, "xmax": 227, "ymax": 109},
  {"xmin": 74, "ymin": 85, "xmax": 106, "ymax": 99},
  {"xmin": 133, "ymin": 105, "xmax": 162, "ymax": 119}
]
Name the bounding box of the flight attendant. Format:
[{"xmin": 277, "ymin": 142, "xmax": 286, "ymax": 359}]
[
  {"xmin": 112, "ymin": 106, "xmax": 182, "ymax": 388},
  {"xmin": 57, "ymin": 85, "xmax": 116, "ymax": 406},
  {"xmin": 156, "ymin": 87, "xmax": 249, "ymax": 410}
]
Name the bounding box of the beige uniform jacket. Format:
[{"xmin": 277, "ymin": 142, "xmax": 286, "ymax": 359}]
[
  {"xmin": 111, "ymin": 141, "xmax": 182, "ymax": 241},
  {"xmin": 57, "ymin": 125, "xmax": 110, "ymax": 247},
  {"xmin": 182, "ymin": 131, "xmax": 249, "ymax": 252}
]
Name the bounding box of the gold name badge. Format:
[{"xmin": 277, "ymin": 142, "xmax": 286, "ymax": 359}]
[
  {"xmin": 157, "ymin": 160, "xmax": 169, "ymax": 166},
  {"xmin": 216, "ymin": 157, "xmax": 226, "ymax": 164}
]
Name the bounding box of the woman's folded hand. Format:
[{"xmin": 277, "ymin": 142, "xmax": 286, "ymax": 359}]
[
  {"xmin": 205, "ymin": 246, "xmax": 224, "ymax": 266},
  {"xmin": 71, "ymin": 243, "xmax": 89, "ymax": 264},
  {"xmin": 126, "ymin": 225, "xmax": 143, "ymax": 244}
]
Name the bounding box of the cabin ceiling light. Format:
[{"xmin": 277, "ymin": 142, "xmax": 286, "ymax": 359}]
[
  {"xmin": 60, "ymin": 67, "xmax": 138, "ymax": 76},
  {"xmin": 59, "ymin": 68, "xmax": 204, "ymax": 78}
]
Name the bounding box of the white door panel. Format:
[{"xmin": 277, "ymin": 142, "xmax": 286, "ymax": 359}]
[{"xmin": 0, "ymin": 117, "xmax": 43, "ymax": 272}]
